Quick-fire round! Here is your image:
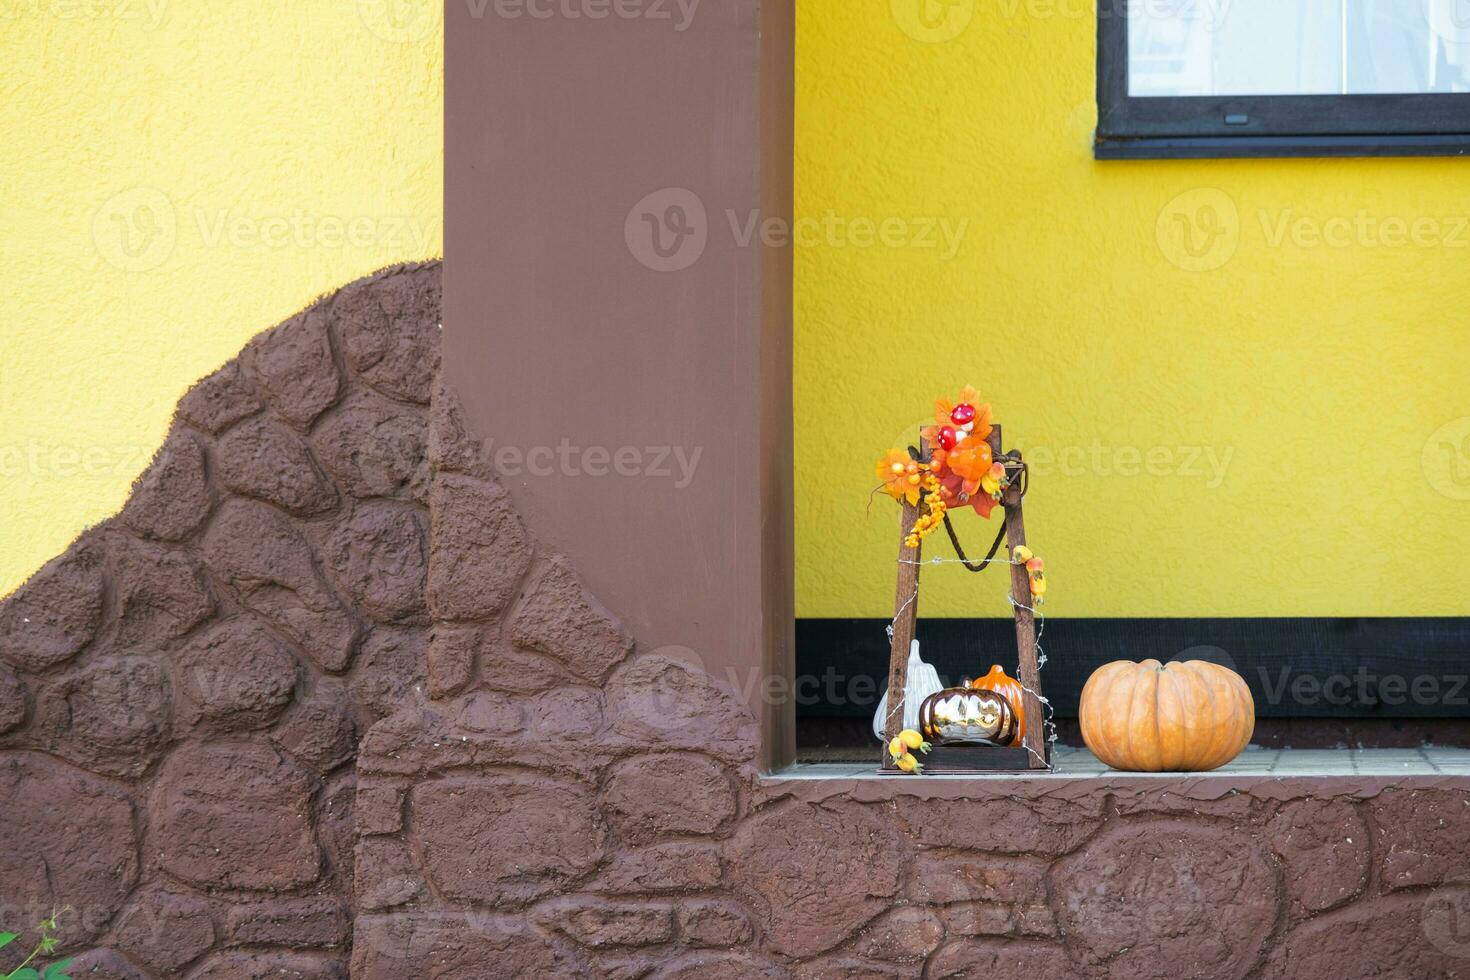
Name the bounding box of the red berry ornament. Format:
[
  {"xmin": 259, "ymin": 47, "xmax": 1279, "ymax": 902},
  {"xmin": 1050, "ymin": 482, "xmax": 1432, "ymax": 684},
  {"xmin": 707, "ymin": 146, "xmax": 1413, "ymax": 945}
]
[{"xmin": 951, "ymin": 403, "xmax": 977, "ymax": 426}]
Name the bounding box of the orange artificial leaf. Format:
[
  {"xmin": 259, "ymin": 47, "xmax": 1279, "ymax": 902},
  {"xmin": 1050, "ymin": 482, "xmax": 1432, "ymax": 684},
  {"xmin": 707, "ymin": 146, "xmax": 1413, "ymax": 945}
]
[
  {"xmin": 937, "ymin": 469, "xmax": 998, "ymax": 519},
  {"xmin": 969, "ymin": 402, "xmax": 995, "ymax": 443}
]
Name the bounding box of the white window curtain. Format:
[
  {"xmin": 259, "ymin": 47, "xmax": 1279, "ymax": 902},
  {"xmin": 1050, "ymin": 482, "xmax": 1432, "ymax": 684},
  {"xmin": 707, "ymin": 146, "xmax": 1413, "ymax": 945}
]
[{"xmin": 1129, "ymin": 0, "xmax": 1470, "ymax": 96}]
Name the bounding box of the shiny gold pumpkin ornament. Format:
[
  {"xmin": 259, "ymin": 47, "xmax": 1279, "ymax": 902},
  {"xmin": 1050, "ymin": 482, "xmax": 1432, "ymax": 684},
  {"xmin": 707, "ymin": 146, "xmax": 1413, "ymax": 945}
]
[
  {"xmin": 1079, "ymin": 659, "xmax": 1255, "ymax": 772},
  {"xmin": 919, "ymin": 688, "xmax": 1016, "ymax": 745}
]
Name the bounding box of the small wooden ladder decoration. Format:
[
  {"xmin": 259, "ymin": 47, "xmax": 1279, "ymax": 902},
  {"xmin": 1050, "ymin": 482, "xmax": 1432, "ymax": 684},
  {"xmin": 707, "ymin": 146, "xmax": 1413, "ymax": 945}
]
[{"xmin": 881, "ymin": 424, "xmax": 1050, "ymax": 773}]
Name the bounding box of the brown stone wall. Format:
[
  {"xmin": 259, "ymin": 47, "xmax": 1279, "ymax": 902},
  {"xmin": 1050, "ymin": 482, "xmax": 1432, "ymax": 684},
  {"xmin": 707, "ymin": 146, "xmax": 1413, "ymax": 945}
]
[
  {"xmin": 350, "ymin": 297, "xmax": 1470, "ymax": 978},
  {"xmin": 6, "ymin": 264, "xmax": 1470, "ymax": 979},
  {"xmin": 0, "ymin": 262, "xmax": 440, "ymax": 979}
]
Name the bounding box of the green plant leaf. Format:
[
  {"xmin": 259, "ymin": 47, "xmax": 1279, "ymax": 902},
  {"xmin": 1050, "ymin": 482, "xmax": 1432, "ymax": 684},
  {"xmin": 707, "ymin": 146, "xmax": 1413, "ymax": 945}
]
[
  {"xmin": 0, "ymin": 934, "xmax": 18, "ymax": 950},
  {"xmin": 42, "ymin": 960, "xmax": 73, "ymax": 980},
  {"xmin": 10, "ymin": 968, "xmax": 41, "ymax": 980}
]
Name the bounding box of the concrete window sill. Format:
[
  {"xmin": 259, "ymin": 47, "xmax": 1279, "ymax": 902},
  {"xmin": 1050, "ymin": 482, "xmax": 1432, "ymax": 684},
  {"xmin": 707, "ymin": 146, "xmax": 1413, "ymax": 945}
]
[{"xmin": 769, "ymin": 745, "xmax": 1470, "ymax": 782}]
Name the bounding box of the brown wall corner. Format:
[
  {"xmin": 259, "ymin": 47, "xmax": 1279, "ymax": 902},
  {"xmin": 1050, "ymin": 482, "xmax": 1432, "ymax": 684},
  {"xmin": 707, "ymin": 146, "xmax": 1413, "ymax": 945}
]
[{"xmin": 446, "ymin": 0, "xmax": 797, "ymax": 771}]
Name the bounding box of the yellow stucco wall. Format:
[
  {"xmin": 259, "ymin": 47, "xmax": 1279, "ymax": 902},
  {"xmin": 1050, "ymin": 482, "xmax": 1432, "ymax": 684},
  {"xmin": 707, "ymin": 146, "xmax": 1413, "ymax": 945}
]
[
  {"xmin": 795, "ymin": 3, "xmax": 1470, "ymax": 619},
  {"xmin": 0, "ymin": 0, "xmax": 442, "ymax": 597},
  {"xmin": 3, "ymin": 4, "xmax": 1466, "ymax": 620}
]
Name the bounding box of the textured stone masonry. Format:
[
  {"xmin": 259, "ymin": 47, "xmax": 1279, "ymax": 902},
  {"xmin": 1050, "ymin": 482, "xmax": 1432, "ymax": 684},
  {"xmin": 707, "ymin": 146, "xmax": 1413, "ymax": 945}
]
[
  {"xmin": 3, "ymin": 262, "xmax": 1468, "ymax": 978},
  {"xmin": 0, "ymin": 263, "xmax": 439, "ymax": 978}
]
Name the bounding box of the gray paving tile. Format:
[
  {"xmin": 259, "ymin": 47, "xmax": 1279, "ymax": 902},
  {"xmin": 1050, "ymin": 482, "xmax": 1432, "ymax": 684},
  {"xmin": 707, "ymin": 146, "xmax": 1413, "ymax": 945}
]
[
  {"xmin": 1424, "ymin": 757, "xmax": 1470, "ymax": 772},
  {"xmin": 1270, "ymin": 750, "xmax": 1356, "ymax": 773},
  {"xmin": 771, "ymin": 747, "xmax": 1465, "ymax": 781},
  {"xmin": 1421, "ymin": 748, "xmax": 1470, "ymax": 770}
]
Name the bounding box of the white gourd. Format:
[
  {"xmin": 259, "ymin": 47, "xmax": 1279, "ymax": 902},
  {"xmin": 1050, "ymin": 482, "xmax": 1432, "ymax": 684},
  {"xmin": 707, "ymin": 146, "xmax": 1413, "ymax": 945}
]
[{"xmin": 872, "ymin": 640, "xmax": 945, "ymax": 741}]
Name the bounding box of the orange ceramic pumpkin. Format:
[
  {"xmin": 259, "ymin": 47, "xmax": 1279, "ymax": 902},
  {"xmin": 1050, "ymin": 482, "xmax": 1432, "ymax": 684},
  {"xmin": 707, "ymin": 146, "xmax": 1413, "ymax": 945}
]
[
  {"xmin": 969, "ymin": 664, "xmax": 1026, "ymax": 747},
  {"xmin": 1079, "ymin": 659, "xmax": 1255, "ymax": 772}
]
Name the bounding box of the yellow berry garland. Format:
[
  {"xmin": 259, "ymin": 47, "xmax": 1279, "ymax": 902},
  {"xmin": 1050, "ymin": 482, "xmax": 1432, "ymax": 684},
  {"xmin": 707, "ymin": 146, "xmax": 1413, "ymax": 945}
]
[{"xmin": 903, "ymin": 470, "xmax": 947, "ymax": 550}]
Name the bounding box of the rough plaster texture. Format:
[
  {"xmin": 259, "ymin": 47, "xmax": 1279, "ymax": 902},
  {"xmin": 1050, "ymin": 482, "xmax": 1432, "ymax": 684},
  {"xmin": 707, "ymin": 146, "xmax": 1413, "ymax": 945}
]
[
  {"xmin": 0, "ymin": 1, "xmax": 442, "ymax": 599},
  {"xmin": 4, "ymin": 263, "xmax": 1469, "ymax": 978},
  {"xmin": 793, "ymin": 5, "xmax": 1470, "ymax": 620}
]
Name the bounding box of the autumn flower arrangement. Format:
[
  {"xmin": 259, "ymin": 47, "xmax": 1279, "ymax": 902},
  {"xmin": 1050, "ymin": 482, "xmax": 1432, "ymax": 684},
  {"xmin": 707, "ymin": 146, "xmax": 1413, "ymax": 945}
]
[
  {"xmin": 874, "ymin": 385, "xmax": 1049, "ymax": 606},
  {"xmin": 874, "ymin": 385, "xmax": 1009, "ymax": 538}
]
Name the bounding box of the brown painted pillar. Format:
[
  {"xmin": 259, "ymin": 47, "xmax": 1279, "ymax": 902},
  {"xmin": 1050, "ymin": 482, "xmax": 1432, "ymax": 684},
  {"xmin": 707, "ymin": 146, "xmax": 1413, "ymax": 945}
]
[{"xmin": 446, "ymin": 0, "xmax": 795, "ymax": 770}]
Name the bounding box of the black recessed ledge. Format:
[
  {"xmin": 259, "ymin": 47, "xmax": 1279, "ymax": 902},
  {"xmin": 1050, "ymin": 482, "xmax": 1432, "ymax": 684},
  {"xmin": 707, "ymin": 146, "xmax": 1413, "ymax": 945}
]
[
  {"xmin": 796, "ymin": 616, "xmax": 1470, "ymax": 720},
  {"xmin": 1095, "ymin": 132, "xmax": 1470, "ymax": 160}
]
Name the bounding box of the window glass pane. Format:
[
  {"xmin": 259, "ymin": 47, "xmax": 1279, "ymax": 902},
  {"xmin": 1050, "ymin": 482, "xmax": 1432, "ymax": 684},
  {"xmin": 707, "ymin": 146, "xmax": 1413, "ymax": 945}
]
[{"xmin": 1128, "ymin": 0, "xmax": 1470, "ymax": 96}]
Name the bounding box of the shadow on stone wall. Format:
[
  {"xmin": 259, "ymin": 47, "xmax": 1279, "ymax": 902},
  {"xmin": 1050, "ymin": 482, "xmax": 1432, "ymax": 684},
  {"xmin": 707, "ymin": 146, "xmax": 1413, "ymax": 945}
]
[{"xmin": 4, "ymin": 263, "xmax": 1470, "ymax": 980}]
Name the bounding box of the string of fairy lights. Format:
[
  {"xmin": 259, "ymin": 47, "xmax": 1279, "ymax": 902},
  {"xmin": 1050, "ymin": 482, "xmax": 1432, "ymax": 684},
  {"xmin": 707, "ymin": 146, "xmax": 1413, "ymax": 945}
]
[{"xmin": 886, "ymin": 553, "xmax": 1059, "ymax": 769}]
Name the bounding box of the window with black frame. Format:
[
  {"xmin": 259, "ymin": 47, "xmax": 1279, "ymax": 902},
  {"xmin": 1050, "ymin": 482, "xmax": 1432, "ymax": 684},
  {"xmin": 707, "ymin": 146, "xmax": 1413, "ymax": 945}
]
[{"xmin": 1096, "ymin": 0, "xmax": 1470, "ymax": 158}]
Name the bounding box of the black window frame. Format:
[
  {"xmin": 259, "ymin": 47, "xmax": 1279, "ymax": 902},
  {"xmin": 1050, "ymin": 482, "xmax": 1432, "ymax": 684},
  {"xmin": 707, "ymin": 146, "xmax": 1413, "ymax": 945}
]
[{"xmin": 1095, "ymin": 0, "xmax": 1470, "ymax": 159}]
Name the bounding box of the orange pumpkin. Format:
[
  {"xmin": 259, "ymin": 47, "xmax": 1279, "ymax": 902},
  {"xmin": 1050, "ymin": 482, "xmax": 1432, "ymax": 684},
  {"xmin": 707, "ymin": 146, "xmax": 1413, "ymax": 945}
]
[
  {"xmin": 1079, "ymin": 659, "xmax": 1255, "ymax": 772},
  {"xmin": 968, "ymin": 664, "xmax": 1026, "ymax": 747}
]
